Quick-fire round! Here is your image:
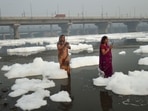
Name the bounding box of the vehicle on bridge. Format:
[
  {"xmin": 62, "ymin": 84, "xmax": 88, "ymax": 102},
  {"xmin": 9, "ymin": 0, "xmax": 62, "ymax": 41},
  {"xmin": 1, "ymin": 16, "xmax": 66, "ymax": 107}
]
[{"xmin": 55, "ymin": 14, "xmax": 66, "ymax": 18}]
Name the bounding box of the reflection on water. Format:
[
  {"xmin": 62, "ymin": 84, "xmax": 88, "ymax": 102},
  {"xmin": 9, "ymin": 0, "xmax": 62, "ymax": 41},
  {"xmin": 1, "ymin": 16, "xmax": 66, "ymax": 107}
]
[
  {"xmin": 58, "ymin": 77, "xmax": 73, "ymax": 111},
  {"xmin": 122, "ymin": 95, "xmax": 148, "ymax": 106},
  {"xmin": 100, "ymin": 91, "xmax": 113, "ymax": 111}
]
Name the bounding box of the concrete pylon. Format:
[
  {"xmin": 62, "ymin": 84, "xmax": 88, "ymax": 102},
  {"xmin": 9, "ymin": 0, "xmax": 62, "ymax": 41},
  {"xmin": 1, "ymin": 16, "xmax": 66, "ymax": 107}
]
[
  {"xmin": 124, "ymin": 22, "xmax": 139, "ymax": 32},
  {"xmin": 50, "ymin": 24, "xmax": 53, "ymax": 36},
  {"xmin": 82, "ymin": 24, "xmax": 85, "ymax": 34},
  {"xmin": 13, "ymin": 24, "xmax": 20, "ymax": 39},
  {"xmin": 58, "ymin": 23, "xmax": 71, "ymax": 36},
  {"xmin": 95, "ymin": 22, "xmax": 109, "ymax": 34}
]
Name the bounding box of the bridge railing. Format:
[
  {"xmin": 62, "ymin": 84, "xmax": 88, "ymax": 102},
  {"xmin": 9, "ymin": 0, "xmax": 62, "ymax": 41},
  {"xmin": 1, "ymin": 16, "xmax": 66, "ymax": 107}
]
[{"xmin": 0, "ymin": 16, "xmax": 147, "ymax": 20}]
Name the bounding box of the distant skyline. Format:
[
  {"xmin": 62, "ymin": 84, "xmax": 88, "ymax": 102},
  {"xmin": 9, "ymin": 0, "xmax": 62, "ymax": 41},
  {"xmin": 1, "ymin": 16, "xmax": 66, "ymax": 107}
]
[{"xmin": 0, "ymin": 0, "xmax": 148, "ymax": 17}]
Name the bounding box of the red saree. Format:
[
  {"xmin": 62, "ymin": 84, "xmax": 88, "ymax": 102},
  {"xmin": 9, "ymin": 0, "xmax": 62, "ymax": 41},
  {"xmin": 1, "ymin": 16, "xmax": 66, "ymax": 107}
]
[{"xmin": 99, "ymin": 44, "xmax": 113, "ymax": 78}]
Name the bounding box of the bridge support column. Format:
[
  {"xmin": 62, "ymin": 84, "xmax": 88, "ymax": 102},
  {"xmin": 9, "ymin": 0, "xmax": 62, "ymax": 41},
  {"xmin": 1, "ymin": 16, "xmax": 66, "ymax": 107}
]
[
  {"xmin": 82, "ymin": 24, "xmax": 85, "ymax": 34},
  {"xmin": 95, "ymin": 22, "xmax": 109, "ymax": 34},
  {"xmin": 13, "ymin": 24, "xmax": 20, "ymax": 39},
  {"xmin": 58, "ymin": 23, "xmax": 71, "ymax": 36},
  {"xmin": 124, "ymin": 22, "xmax": 139, "ymax": 32},
  {"xmin": 2, "ymin": 34, "xmax": 6, "ymax": 39},
  {"xmin": 50, "ymin": 24, "xmax": 53, "ymax": 36},
  {"xmin": 29, "ymin": 32, "xmax": 34, "ymax": 37}
]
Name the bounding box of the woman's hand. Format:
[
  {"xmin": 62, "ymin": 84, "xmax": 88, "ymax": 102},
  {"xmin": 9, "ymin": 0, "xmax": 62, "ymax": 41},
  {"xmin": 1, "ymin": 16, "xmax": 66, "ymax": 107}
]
[{"xmin": 109, "ymin": 45, "xmax": 113, "ymax": 49}]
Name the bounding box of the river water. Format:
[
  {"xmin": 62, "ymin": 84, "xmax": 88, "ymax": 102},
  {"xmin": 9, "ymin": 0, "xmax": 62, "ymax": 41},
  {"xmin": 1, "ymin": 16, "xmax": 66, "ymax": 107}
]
[{"xmin": 0, "ymin": 38, "xmax": 148, "ymax": 111}]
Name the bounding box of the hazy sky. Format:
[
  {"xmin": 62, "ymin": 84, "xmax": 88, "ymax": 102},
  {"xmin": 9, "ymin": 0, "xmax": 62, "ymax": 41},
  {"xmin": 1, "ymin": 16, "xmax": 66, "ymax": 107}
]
[{"xmin": 0, "ymin": 0, "xmax": 147, "ymax": 17}]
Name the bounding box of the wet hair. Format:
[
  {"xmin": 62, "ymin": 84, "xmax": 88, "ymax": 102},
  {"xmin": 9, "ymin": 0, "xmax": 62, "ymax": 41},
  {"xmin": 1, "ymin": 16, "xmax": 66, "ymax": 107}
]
[
  {"xmin": 100, "ymin": 36, "xmax": 108, "ymax": 44},
  {"xmin": 58, "ymin": 34, "xmax": 65, "ymax": 42}
]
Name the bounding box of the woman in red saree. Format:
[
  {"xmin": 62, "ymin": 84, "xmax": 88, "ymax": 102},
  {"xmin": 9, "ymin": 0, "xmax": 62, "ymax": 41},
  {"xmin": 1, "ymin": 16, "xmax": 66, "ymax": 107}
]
[{"xmin": 99, "ymin": 36, "xmax": 113, "ymax": 78}]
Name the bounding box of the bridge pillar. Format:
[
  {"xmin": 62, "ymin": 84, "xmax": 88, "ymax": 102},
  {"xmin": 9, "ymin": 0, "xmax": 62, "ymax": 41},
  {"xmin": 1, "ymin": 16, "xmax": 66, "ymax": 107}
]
[
  {"xmin": 50, "ymin": 24, "xmax": 54, "ymax": 36},
  {"xmin": 2, "ymin": 34, "xmax": 6, "ymax": 39},
  {"xmin": 124, "ymin": 22, "xmax": 139, "ymax": 32},
  {"xmin": 12, "ymin": 24, "xmax": 20, "ymax": 39},
  {"xmin": 82, "ymin": 24, "xmax": 85, "ymax": 34},
  {"xmin": 58, "ymin": 23, "xmax": 71, "ymax": 36},
  {"xmin": 29, "ymin": 32, "xmax": 34, "ymax": 37},
  {"xmin": 95, "ymin": 22, "xmax": 109, "ymax": 34}
]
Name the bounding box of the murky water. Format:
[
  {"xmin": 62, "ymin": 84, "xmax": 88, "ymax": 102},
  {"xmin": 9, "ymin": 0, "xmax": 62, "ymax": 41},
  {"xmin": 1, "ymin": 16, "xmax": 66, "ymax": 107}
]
[{"xmin": 0, "ymin": 40, "xmax": 148, "ymax": 111}]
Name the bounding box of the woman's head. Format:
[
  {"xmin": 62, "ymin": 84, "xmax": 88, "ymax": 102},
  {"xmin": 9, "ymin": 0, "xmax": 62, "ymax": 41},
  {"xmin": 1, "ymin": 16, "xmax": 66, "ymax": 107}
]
[
  {"xmin": 100, "ymin": 36, "xmax": 108, "ymax": 44},
  {"xmin": 59, "ymin": 35, "xmax": 65, "ymax": 42}
]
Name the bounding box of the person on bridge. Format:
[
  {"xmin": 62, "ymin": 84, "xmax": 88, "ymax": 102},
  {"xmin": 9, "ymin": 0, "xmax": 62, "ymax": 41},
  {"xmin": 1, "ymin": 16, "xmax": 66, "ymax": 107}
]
[
  {"xmin": 99, "ymin": 36, "xmax": 113, "ymax": 78},
  {"xmin": 57, "ymin": 35, "xmax": 71, "ymax": 77}
]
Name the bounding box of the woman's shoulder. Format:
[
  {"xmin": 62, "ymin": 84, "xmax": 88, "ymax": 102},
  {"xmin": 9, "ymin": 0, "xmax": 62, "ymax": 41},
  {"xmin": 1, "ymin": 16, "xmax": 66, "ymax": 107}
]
[{"xmin": 100, "ymin": 44, "xmax": 106, "ymax": 48}]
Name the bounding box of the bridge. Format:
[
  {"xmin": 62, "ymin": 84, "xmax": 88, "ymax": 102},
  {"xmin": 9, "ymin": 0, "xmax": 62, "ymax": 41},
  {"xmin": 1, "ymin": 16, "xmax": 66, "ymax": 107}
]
[{"xmin": 0, "ymin": 16, "xmax": 148, "ymax": 39}]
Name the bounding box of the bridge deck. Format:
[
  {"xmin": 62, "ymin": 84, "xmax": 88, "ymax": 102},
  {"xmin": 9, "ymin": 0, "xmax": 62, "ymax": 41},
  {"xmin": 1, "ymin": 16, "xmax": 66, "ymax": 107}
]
[{"xmin": 0, "ymin": 16, "xmax": 148, "ymax": 25}]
